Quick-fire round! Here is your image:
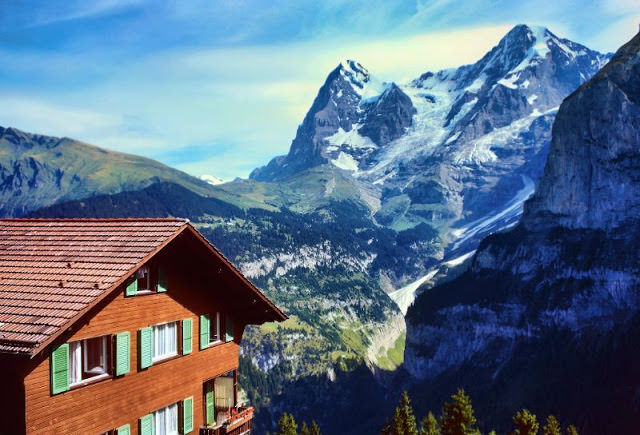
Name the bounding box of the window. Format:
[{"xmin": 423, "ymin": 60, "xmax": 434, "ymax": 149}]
[
  {"xmin": 140, "ymin": 400, "xmax": 190, "ymax": 435},
  {"xmin": 154, "ymin": 403, "xmax": 178, "ymax": 435},
  {"xmin": 69, "ymin": 335, "xmax": 110, "ymax": 386},
  {"xmin": 211, "ymin": 312, "xmax": 221, "ymax": 343},
  {"xmin": 204, "ymin": 371, "xmax": 236, "ymax": 425},
  {"xmin": 51, "ymin": 334, "xmax": 128, "ymax": 395},
  {"xmin": 152, "ymin": 322, "xmax": 178, "ymax": 362},
  {"xmin": 214, "ymin": 373, "xmax": 235, "ymax": 410},
  {"xmin": 100, "ymin": 425, "xmax": 130, "ymax": 435},
  {"xmin": 137, "ymin": 265, "xmax": 151, "ymax": 291},
  {"xmin": 125, "ymin": 264, "xmax": 167, "ymax": 296},
  {"xmin": 200, "ymin": 312, "xmax": 225, "ymax": 350}
]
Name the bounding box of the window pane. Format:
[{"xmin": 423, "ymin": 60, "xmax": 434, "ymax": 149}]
[
  {"xmin": 166, "ymin": 322, "xmax": 176, "ymax": 354},
  {"xmin": 158, "ymin": 324, "xmax": 165, "ymax": 356},
  {"xmin": 84, "ymin": 336, "xmax": 107, "ymax": 378},
  {"xmin": 167, "ymin": 403, "xmax": 178, "ymax": 434},
  {"xmin": 153, "ymin": 322, "xmax": 177, "ymax": 361},
  {"xmin": 211, "ymin": 312, "xmax": 221, "ymax": 342},
  {"xmin": 69, "ymin": 341, "xmax": 82, "ymax": 385},
  {"xmin": 154, "ymin": 403, "xmax": 178, "ymax": 435},
  {"xmin": 137, "ymin": 265, "xmax": 150, "ymax": 290},
  {"xmin": 214, "ymin": 376, "xmax": 235, "ymax": 410},
  {"xmin": 155, "ymin": 407, "xmax": 166, "ymax": 435}
]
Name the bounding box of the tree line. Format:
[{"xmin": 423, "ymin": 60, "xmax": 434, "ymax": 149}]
[
  {"xmin": 380, "ymin": 389, "xmax": 579, "ymax": 435},
  {"xmin": 271, "ymin": 388, "xmax": 582, "ymax": 434}
]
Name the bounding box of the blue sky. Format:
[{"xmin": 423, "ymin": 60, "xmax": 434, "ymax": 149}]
[{"xmin": 0, "ymin": 1, "xmax": 638, "ymax": 180}]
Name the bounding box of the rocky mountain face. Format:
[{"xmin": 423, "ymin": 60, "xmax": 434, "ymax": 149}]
[
  {"xmin": 405, "ymin": 31, "xmax": 640, "ymax": 432},
  {"xmin": 0, "ymin": 126, "xmax": 229, "ymax": 216},
  {"xmin": 250, "ymin": 26, "xmax": 610, "ymax": 288},
  {"xmin": 250, "ymin": 60, "xmax": 416, "ymax": 180}
]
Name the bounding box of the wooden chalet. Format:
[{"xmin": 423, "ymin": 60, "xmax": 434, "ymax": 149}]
[{"xmin": 0, "ymin": 218, "xmax": 286, "ymax": 434}]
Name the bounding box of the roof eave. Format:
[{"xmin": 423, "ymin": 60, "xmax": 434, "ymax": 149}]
[{"xmin": 183, "ymin": 224, "xmax": 287, "ymax": 322}]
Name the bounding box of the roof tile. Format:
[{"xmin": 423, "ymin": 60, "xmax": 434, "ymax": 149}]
[{"xmin": 0, "ymin": 219, "xmax": 187, "ymax": 354}]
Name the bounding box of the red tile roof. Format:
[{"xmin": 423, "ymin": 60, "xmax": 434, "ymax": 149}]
[{"xmin": 0, "ymin": 218, "xmax": 285, "ymax": 356}]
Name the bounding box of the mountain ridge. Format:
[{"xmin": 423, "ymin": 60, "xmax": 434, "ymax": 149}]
[
  {"xmin": 0, "ymin": 125, "xmax": 270, "ymax": 216},
  {"xmin": 405, "ymin": 30, "xmax": 640, "ymax": 432}
]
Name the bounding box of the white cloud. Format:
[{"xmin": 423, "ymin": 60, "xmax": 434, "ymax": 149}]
[
  {"xmin": 585, "ymin": 13, "xmax": 640, "ymax": 52},
  {"xmin": 30, "ymin": 0, "xmax": 144, "ymax": 26},
  {"xmin": 0, "ymin": 97, "xmax": 120, "ymax": 139},
  {"xmin": 600, "ymin": 0, "xmax": 640, "ymax": 15}
]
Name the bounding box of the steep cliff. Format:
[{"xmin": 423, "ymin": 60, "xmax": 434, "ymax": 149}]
[{"xmin": 405, "ymin": 32, "xmax": 640, "ymax": 432}]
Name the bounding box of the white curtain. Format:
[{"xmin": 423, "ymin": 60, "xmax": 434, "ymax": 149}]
[
  {"xmin": 153, "ymin": 322, "xmax": 177, "ymax": 360},
  {"xmin": 69, "ymin": 341, "xmax": 81, "ymax": 385},
  {"xmin": 155, "ymin": 403, "xmax": 178, "ymax": 435},
  {"xmin": 215, "ymin": 376, "xmax": 234, "ymax": 409},
  {"xmin": 167, "ymin": 403, "xmax": 178, "ymax": 434},
  {"xmin": 166, "ymin": 322, "xmax": 176, "ymax": 354},
  {"xmin": 155, "ymin": 406, "xmax": 166, "ymax": 435}
]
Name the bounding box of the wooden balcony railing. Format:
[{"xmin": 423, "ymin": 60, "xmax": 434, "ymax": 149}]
[{"xmin": 200, "ymin": 406, "xmax": 254, "ymax": 435}]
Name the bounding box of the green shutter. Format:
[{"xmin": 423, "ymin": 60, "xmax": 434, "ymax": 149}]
[
  {"xmin": 205, "ymin": 381, "xmax": 215, "ymax": 425},
  {"xmin": 157, "ymin": 267, "xmax": 167, "ymax": 293},
  {"xmin": 225, "ymin": 314, "xmax": 234, "ymax": 342},
  {"xmin": 125, "ymin": 278, "xmax": 137, "ymax": 296},
  {"xmin": 182, "ymin": 318, "xmax": 192, "ymax": 355},
  {"xmin": 115, "ymin": 332, "xmax": 130, "ymax": 376},
  {"xmin": 138, "ymin": 327, "xmax": 153, "ymax": 369},
  {"xmin": 50, "ymin": 343, "xmax": 69, "ymax": 395},
  {"xmin": 199, "ymin": 315, "xmax": 209, "ymax": 350},
  {"xmin": 117, "ymin": 423, "xmax": 131, "ymax": 435},
  {"xmin": 139, "ymin": 414, "xmax": 154, "ymax": 435},
  {"xmin": 183, "ymin": 396, "xmax": 194, "ymax": 434}
]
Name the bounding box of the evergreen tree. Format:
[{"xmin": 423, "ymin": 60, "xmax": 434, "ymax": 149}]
[
  {"xmin": 310, "ymin": 420, "xmax": 322, "ymax": 435},
  {"xmin": 565, "ymin": 425, "xmax": 579, "ymax": 435},
  {"xmin": 277, "ymin": 412, "xmax": 298, "ymax": 435},
  {"xmin": 511, "ymin": 409, "xmax": 539, "ymax": 435},
  {"xmin": 300, "ymin": 421, "xmax": 310, "ymax": 435},
  {"xmin": 419, "ymin": 411, "xmax": 440, "ymax": 435},
  {"xmin": 439, "ymin": 388, "xmax": 480, "ymax": 435},
  {"xmin": 391, "ymin": 391, "xmax": 419, "ymax": 435},
  {"xmin": 380, "ymin": 417, "xmax": 393, "ymax": 435},
  {"xmin": 542, "ymin": 415, "xmax": 561, "ymax": 435}
]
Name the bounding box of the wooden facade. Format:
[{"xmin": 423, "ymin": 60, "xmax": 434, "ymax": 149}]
[{"xmin": 0, "ymin": 219, "xmax": 285, "ymax": 434}]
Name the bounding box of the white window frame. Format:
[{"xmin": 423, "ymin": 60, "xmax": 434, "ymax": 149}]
[
  {"xmin": 152, "ymin": 321, "xmax": 178, "ymax": 362},
  {"xmin": 210, "ymin": 312, "xmax": 222, "ymax": 344},
  {"xmin": 69, "ymin": 335, "xmax": 110, "ymax": 386},
  {"xmin": 154, "ymin": 402, "xmax": 178, "ymax": 435}
]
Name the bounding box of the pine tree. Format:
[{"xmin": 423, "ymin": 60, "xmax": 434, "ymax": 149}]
[
  {"xmin": 565, "ymin": 425, "xmax": 579, "ymax": 435},
  {"xmin": 277, "ymin": 412, "xmax": 298, "ymax": 435},
  {"xmin": 419, "ymin": 411, "xmax": 440, "ymax": 435},
  {"xmin": 542, "ymin": 415, "xmax": 561, "ymax": 435},
  {"xmin": 310, "ymin": 420, "xmax": 322, "ymax": 435},
  {"xmin": 300, "ymin": 421, "xmax": 310, "ymax": 435},
  {"xmin": 511, "ymin": 409, "xmax": 539, "ymax": 435},
  {"xmin": 439, "ymin": 388, "xmax": 479, "ymax": 435},
  {"xmin": 391, "ymin": 391, "xmax": 419, "ymax": 435},
  {"xmin": 380, "ymin": 417, "xmax": 393, "ymax": 435}
]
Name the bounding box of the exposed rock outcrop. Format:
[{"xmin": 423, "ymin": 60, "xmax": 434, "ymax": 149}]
[{"xmin": 404, "ymin": 31, "xmax": 640, "ymax": 432}]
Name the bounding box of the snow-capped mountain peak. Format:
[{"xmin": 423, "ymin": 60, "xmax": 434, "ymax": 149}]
[
  {"xmin": 200, "ymin": 174, "xmax": 226, "ymax": 185},
  {"xmin": 338, "ymin": 59, "xmax": 370, "ymax": 90}
]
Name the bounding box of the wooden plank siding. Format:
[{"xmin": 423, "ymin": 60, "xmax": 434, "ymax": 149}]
[{"xmin": 21, "ymin": 240, "xmax": 250, "ymax": 434}]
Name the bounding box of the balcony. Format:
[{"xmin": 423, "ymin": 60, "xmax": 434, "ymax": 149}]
[{"xmin": 200, "ymin": 406, "xmax": 254, "ymax": 435}]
